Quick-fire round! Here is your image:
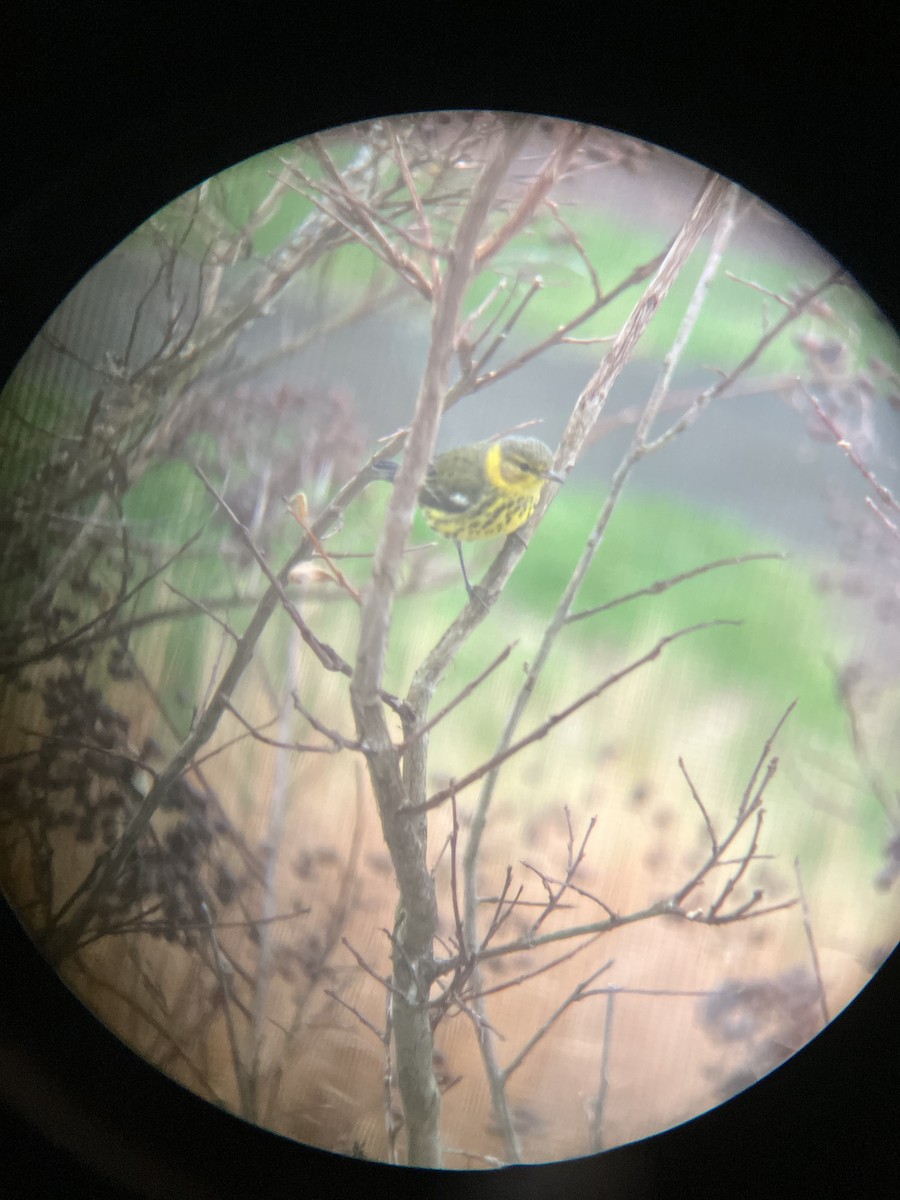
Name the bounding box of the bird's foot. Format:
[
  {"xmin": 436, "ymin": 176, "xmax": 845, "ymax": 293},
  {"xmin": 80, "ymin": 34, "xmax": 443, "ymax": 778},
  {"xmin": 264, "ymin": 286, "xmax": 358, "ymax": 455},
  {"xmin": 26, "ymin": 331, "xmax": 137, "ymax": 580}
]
[{"xmin": 465, "ymin": 582, "xmax": 490, "ymax": 611}]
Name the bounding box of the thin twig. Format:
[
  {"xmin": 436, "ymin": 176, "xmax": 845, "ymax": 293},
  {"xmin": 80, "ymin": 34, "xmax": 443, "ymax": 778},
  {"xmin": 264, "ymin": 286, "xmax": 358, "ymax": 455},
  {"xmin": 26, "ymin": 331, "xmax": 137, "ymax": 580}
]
[
  {"xmin": 388, "ymin": 125, "xmax": 440, "ymax": 287},
  {"xmin": 566, "ymin": 552, "xmax": 786, "ymax": 626},
  {"xmin": 644, "ymin": 267, "xmax": 845, "ymax": 453},
  {"xmin": 527, "ymin": 811, "xmax": 597, "ymax": 936},
  {"xmin": 410, "ymin": 620, "xmax": 741, "ymax": 815},
  {"xmin": 799, "ymin": 381, "xmax": 900, "ymax": 515},
  {"xmin": 291, "ymin": 692, "xmax": 362, "ymax": 751},
  {"xmin": 679, "ymin": 756, "xmax": 718, "ymax": 854},
  {"xmin": 709, "ymin": 810, "xmax": 765, "ymax": 918},
  {"xmin": 200, "ymin": 899, "xmax": 256, "ymax": 1120},
  {"xmin": 323, "ymin": 989, "xmax": 386, "ymax": 1044},
  {"xmin": 164, "ymin": 582, "xmax": 241, "ymax": 641},
  {"xmin": 794, "ymin": 857, "xmax": 830, "ymax": 1026},
  {"xmin": 475, "ymin": 123, "xmax": 587, "ymax": 265},
  {"xmin": 500, "ymin": 960, "xmax": 614, "ymax": 1083},
  {"xmin": 448, "ymin": 792, "xmax": 467, "ymax": 966},
  {"xmin": 590, "ymin": 989, "xmax": 617, "ymax": 1152},
  {"xmin": 287, "ymin": 499, "xmax": 362, "ymax": 604},
  {"xmin": 195, "ymin": 465, "xmax": 350, "ymax": 674},
  {"xmin": 739, "ymin": 701, "xmax": 797, "ymax": 820},
  {"xmin": 308, "ymin": 136, "xmax": 433, "ymax": 301},
  {"xmin": 396, "ymin": 641, "xmax": 518, "ymax": 752},
  {"xmin": 461, "ymin": 933, "xmax": 605, "ymax": 1003},
  {"xmin": 865, "ymin": 496, "xmax": 900, "ymax": 542},
  {"xmin": 340, "ymin": 937, "xmax": 405, "ymax": 999}
]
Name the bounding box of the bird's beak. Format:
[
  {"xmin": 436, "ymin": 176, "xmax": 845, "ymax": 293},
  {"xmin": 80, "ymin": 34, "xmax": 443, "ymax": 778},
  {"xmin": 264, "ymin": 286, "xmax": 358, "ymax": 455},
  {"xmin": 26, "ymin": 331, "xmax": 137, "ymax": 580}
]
[{"xmin": 545, "ymin": 468, "xmax": 565, "ymax": 484}]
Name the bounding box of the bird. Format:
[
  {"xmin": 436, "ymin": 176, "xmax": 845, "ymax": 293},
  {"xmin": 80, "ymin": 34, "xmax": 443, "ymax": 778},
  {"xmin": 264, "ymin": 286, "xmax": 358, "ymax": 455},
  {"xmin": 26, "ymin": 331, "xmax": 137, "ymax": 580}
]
[{"xmin": 376, "ymin": 436, "xmax": 562, "ymax": 598}]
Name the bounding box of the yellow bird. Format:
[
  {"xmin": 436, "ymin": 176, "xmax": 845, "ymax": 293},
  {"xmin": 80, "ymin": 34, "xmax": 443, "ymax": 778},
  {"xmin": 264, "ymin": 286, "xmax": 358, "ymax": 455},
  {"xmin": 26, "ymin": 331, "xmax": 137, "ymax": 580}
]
[{"xmin": 378, "ymin": 436, "xmax": 562, "ymax": 597}]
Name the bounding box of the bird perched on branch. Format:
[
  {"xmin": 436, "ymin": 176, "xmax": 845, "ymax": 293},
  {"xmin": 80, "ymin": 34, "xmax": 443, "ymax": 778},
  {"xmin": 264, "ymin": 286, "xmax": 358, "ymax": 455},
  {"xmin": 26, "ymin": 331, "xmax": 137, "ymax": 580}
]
[{"xmin": 376, "ymin": 436, "xmax": 563, "ymax": 598}]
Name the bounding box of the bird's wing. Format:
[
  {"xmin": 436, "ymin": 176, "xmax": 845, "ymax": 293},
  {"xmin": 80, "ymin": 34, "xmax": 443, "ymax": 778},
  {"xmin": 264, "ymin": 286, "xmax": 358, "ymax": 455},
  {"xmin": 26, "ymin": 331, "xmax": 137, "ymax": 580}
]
[{"xmin": 419, "ymin": 452, "xmax": 486, "ymax": 514}]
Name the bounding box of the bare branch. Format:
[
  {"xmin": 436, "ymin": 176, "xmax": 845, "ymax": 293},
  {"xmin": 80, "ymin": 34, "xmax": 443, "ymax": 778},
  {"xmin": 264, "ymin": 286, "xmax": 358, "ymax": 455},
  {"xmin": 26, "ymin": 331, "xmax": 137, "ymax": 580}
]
[
  {"xmin": 475, "ymin": 122, "xmax": 587, "ymax": 265},
  {"xmin": 349, "ymin": 117, "xmax": 533, "ymax": 1169},
  {"xmin": 477, "ymin": 873, "xmax": 524, "ymax": 955},
  {"xmin": 468, "ymin": 277, "xmax": 545, "ymax": 379},
  {"xmin": 723, "ymin": 271, "xmax": 794, "ymax": 307},
  {"xmin": 340, "ymin": 936, "xmax": 404, "ymax": 998},
  {"xmin": 545, "ymin": 197, "xmax": 603, "ymax": 305},
  {"xmin": 644, "ymin": 267, "xmax": 845, "ymax": 452},
  {"xmin": 195, "ymin": 465, "xmax": 351, "ymax": 675},
  {"xmin": 307, "ymin": 136, "xmax": 434, "ymax": 301},
  {"xmin": 164, "ymin": 582, "xmax": 241, "ymax": 641},
  {"xmin": 191, "ymin": 720, "xmax": 280, "ymax": 769},
  {"xmin": 468, "ymin": 251, "xmax": 665, "ymax": 394},
  {"xmin": 447, "ymin": 792, "xmax": 467, "ymax": 966}
]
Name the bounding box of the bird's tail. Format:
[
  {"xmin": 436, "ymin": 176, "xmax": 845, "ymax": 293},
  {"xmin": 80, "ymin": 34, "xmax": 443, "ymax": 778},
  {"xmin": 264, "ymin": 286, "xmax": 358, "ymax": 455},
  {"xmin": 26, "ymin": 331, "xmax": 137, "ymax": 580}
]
[{"xmin": 371, "ymin": 459, "xmax": 400, "ymax": 483}]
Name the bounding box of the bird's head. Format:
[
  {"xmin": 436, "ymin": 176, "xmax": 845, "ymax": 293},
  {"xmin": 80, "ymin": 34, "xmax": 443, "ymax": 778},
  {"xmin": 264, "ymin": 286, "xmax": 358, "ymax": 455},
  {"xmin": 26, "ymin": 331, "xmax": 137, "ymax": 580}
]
[{"xmin": 494, "ymin": 437, "xmax": 564, "ymax": 491}]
